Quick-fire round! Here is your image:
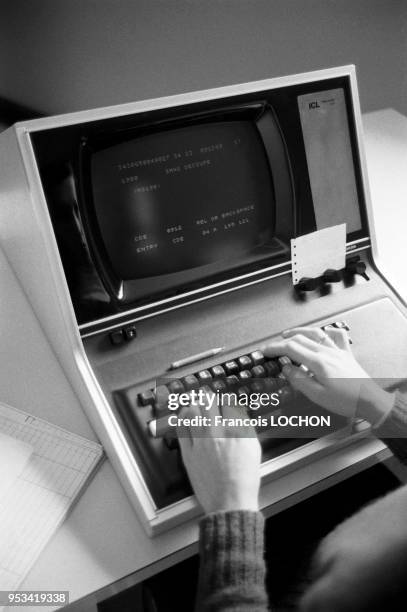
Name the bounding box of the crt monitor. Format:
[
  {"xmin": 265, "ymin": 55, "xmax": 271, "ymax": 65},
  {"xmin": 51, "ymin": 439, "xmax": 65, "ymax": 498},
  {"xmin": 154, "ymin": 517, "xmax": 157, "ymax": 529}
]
[
  {"xmin": 78, "ymin": 102, "xmax": 292, "ymax": 305},
  {"xmin": 31, "ymin": 76, "xmax": 367, "ymax": 334},
  {"xmin": 22, "ymin": 67, "xmax": 391, "ymax": 533}
]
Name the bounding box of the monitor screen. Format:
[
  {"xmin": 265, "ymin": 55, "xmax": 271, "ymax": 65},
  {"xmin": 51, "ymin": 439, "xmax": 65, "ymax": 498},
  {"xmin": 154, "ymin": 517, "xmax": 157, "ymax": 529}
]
[{"xmin": 91, "ymin": 121, "xmax": 275, "ymax": 280}]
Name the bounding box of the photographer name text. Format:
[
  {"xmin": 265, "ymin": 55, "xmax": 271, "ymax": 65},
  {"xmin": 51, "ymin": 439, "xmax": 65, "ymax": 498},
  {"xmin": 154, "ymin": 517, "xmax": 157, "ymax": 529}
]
[{"xmin": 167, "ymin": 414, "xmax": 331, "ymax": 428}]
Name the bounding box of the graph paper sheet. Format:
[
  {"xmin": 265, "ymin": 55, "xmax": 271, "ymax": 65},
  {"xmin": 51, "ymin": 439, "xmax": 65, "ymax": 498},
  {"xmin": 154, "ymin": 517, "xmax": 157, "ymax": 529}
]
[{"xmin": 0, "ymin": 402, "xmax": 104, "ymax": 595}]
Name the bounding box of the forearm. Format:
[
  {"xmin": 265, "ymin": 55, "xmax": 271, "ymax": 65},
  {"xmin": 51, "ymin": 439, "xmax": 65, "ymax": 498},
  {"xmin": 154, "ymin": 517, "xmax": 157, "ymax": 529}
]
[
  {"xmin": 375, "ymin": 391, "xmax": 407, "ymax": 464},
  {"xmin": 353, "ymin": 383, "xmax": 407, "ymax": 463},
  {"xmin": 195, "ymin": 510, "xmax": 268, "ymax": 612}
]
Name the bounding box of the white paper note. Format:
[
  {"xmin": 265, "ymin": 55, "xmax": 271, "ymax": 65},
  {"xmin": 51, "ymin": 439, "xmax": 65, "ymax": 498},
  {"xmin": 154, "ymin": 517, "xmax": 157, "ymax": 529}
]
[
  {"xmin": 0, "ymin": 402, "xmax": 103, "ymax": 597},
  {"xmin": 291, "ymin": 224, "xmax": 346, "ymax": 285}
]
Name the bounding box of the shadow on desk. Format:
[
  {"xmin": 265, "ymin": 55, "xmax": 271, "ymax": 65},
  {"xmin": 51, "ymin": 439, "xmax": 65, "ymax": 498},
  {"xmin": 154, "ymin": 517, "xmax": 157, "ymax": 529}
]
[{"xmin": 98, "ymin": 464, "xmax": 400, "ymax": 612}]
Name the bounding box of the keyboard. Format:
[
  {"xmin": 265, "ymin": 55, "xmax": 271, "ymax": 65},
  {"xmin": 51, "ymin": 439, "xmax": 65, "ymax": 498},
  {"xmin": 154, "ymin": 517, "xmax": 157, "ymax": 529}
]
[{"xmin": 113, "ymin": 321, "xmax": 350, "ymax": 509}]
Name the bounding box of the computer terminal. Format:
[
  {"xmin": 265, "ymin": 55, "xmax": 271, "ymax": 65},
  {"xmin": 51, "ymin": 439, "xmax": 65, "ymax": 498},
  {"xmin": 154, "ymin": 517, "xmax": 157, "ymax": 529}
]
[{"xmin": 1, "ymin": 65, "xmax": 407, "ymax": 534}]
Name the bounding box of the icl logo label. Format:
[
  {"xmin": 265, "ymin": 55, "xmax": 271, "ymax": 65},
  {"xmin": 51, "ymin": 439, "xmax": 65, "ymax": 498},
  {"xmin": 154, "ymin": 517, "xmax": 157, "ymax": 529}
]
[{"xmin": 309, "ymin": 101, "xmax": 321, "ymax": 109}]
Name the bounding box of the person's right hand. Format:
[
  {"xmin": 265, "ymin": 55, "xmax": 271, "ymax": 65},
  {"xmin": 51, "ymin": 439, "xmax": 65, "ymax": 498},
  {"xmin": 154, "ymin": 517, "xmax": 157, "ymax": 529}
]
[{"xmin": 264, "ymin": 326, "xmax": 394, "ymax": 425}]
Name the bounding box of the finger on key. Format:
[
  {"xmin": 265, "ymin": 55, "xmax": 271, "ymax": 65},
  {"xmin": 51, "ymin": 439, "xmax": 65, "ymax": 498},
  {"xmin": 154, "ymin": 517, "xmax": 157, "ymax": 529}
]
[
  {"xmin": 282, "ymin": 327, "xmax": 336, "ymax": 348},
  {"xmin": 324, "ymin": 327, "xmax": 352, "ymax": 351},
  {"xmin": 282, "ymin": 363, "xmax": 324, "ymax": 402},
  {"xmin": 221, "ymin": 401, "xmax": 254, "ymax": 438},
  {"xmin": 201, "ymin": 388, "xmax": 221, "ymax": 417},
  {"xmin": 263, "ymin": 339, "xmax": 324, "ymax": 376},
  {"xmin": 178, "ymin": 401, "xmax": 202, "ymax": 443},
  {"xmin": 222, "ymin": 400, "xmax": 247, "ymax": 420},
  {"xmin": 283, "ymin": 333, "xmax": 331, "ymax": 352}
]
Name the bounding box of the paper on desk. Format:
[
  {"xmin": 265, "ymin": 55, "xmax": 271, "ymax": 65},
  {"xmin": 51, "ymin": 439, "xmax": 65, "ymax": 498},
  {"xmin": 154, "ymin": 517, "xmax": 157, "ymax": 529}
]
[
  {"xmin": 0, "ymin": 402, "xmax": 104, "ymax": 597},
  {"xmin": 0, "ymin": 432, "xmax": 32, "ymax": 501},
  {"xmin": 291, "ymin": 224, "xmax": 346, "ymax": 285}
]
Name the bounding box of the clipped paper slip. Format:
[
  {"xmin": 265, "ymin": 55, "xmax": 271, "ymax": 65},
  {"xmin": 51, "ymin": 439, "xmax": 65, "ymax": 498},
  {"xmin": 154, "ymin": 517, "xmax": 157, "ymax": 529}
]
[{"xmin": 291, "ymin": 224, "xmax": 346, "ymax": 285}]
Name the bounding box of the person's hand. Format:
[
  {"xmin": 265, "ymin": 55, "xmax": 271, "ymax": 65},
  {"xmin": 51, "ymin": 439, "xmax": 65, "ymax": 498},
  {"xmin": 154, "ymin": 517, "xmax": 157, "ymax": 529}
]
[
  {"xmin": 264, "ymin": 326, "xmax": 394, "ymax": 424},
  {"xmin": 300, "ymin": 484, "xmax": 407, "ymax": 612},
  {"xmin": 178, "ymin": 396, "xmax": 261, "ymax": 514}
]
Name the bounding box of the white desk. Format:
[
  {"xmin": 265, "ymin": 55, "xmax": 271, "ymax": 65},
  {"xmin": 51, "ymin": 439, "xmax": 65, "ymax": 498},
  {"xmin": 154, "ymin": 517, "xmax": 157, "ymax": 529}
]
[{"xmin": 2, "ymin": 108, "xmax": 406, "ymax": 610}]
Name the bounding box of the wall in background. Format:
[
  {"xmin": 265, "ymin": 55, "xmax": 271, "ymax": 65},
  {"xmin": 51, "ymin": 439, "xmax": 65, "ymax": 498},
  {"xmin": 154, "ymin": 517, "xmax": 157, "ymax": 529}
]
[{"xmin": 1, "ymin": 0, "xmax": 407, "ymax": 117}]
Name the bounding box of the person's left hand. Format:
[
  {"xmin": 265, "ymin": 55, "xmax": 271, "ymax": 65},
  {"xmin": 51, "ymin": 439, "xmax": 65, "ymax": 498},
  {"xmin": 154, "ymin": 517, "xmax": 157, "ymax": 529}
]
[
  {"xmin": 300, "ymin": 483, "xmax": 407, "ymax": 612},
  {"xmin": 178, "ymin": 395, "xmax": 262, "ymax": 514}
]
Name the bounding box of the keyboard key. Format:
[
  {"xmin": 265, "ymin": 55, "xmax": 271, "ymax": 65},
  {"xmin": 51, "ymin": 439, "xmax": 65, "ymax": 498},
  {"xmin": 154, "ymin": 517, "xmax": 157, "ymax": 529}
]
[
  {"xmin": 263, "ymin": 377, "xmax": 279, "ymax": 391},
  {"xmin": 250, "ymin": 381, "xmax": 265, "ymax": 393},
  {"xmin": 237, "ymin": 385, "xmax": 250, "ymax": 398},
  {"xmin": 224, "ymin": 360, "xmax": 239, "ymax": 375},
  {"xmin": 278, "ymin": 356, "xmax": 291, "ymax": 367},
  {"xmin": 250, "ymin": 350, "xmax": 265, "ymax": 365},
  {"xmin": 239, "ymin": 369, "xmax": 252, "ymax": 380},
  {"xmin": 211, "ymin": 365, "xmax": 226, "ymax": 378},
  {"xmin": 154, "ymin": 385, "xmax": 170, "ymax": 417},
  {"xmin": 199, "ymin": 385, "xmax": 214, "ymax": 399},
  {"xmin": 148, "ymin": 414, "xmax": 172, "ymax": 437},
  {"xmin": 277, "ymin": 372, "xmax": 288, "ymax": 387},
  {"xmin": 226, "ymin": 375, "xmax": 240, "ymax": 388},
  {"xmin": 251, "ymin": 365, "xmax": 266, "ymax": 378},
  {"xmin": 264, "ymin": 360, "xmax": 281, "ymax": 377},
  {"xmin": 182, "ymin": 375, "xmax": 199, "ymax": 390},
  {"xmin": 138, "ymin": 390, "xmax": 155, "ymax": 406},
  {"xmin": 197, "ymin": 370, "xmax": 212, "ymax": 383},
  {"xmin": 155, "ymin": 384, "xmax": 169, "ymax": 402},
  {"xmin": 212, "ymin": 379, "xmax": 227, "ymax": 393},
  {"xmin": 238, "ymin": 355, "xmax": 252, "ymax": 369},
  {"xmin": 333, "ymin": 321, "xmax": 350, "ymax": 331},
  {"xmin": 167, "ymin": 380, "xmax": 185, "ymax": 394}
]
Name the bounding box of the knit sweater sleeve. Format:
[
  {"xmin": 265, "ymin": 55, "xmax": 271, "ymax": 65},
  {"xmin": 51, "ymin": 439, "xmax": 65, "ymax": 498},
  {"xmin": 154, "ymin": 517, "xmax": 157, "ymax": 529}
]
[
  {"xmin": 375, "ymin": 391, "xmax": 407, "ymax": 464},
  {"xmin": 195, "ymin": 510, "xmax": 268, "ymax": 612}
]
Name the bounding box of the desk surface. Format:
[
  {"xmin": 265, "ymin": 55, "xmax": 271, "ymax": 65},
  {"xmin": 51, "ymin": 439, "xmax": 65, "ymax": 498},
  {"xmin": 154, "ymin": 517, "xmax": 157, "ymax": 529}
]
[{"xmin": 2, "ymin": 107, "xmax": 406, "ymax": 609}]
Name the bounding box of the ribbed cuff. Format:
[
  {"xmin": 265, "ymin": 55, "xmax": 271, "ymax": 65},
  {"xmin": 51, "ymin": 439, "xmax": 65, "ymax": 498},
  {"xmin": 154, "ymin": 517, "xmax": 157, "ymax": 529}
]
[
  {"xmin": 376, "ymin": 391, "xmax": 407, "ymax": 463},
  {"xmin": 198, "ymin": 510, "xmax": 265, "ymax": 590}
]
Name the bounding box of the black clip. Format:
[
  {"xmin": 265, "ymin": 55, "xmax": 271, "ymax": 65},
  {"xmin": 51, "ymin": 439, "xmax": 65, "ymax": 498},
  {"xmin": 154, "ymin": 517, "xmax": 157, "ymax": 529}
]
[
  {"xmin": 345, "ymin": 257, "xmax": 369, "ymax": 281},
  {"xmin": 295, "ymin": 256, "xmax": 369, "ymax": 296}
]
